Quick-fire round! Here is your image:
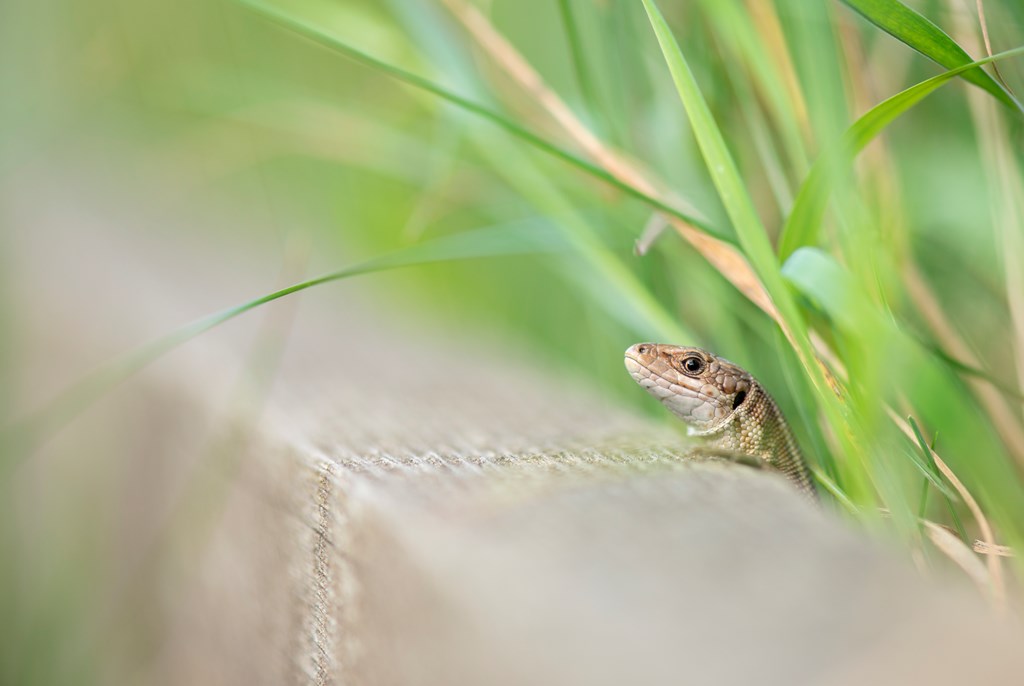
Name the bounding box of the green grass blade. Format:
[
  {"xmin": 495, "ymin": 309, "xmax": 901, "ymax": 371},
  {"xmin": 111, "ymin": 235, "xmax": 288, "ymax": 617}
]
[
  {"xmin": 236, "ymin": 0, "xmax": 714, "ymax": 233},
  {"xmin": 904, "ymin": 417, "xmax": 958, "ymax": 500},
  {"xmin": 382, "ymin": 0, "xmax": 691, "ymax": 344},
  {"xmin": 639, "ymin": 0, "xmax": 772, "ymax": 270},
  {"xmin": 1, "ymin": 222, "xmax": 569, "ymax": 461},
  {"xmin": 556, "ymin": 0, "xmax": 597, "ymax": 113},
  {"xmin": 906, "ymin": 416, "xmax": 968, "ymax": 541},
  {"xmin": 916, "ymin": 476, "xmax": 929, "ymax": 524},
  {"xmin": 698, "ymin": 0, "xmax": 810, "ymax": 178},
  {"xmin": 638, "ymin": 0, "xmax": 814, "ymax": 363},
  {"xmin": 813, "ymin": 469, "xmax": 858, "ymax": 514},
  {"xmin": 778, "ymin": 45, "xmax": 1024, "ymax": 260},
  {"xmin": 917, "ymin": 343, "xmax": 1024, "ymax": 403},
  {"xmin": 782, "ymin": 247, "xmax": 1024, "ymax": 529},
  {"xmin": 640, "ymin": 0, "xmax": 878, "ymax": 505},
  {"xmin": 839, "ymin": 0, "xmax": 1021, "ymax": 112}
]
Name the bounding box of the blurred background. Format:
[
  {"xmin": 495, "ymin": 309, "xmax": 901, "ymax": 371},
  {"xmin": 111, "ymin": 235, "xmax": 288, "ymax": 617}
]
[{"xmin": 2, "ymin": 0, "xmax": 1024, "ymax": 683}]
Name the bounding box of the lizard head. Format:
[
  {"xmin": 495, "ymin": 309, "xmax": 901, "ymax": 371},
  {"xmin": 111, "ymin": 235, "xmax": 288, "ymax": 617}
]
[{"xmin": 624, "ymin": 343, "xmax": 753, "ymax": 434}]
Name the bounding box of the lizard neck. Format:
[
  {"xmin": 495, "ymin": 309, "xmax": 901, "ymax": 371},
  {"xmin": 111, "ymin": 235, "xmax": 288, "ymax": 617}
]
[{"xmin": 701, "ymin": 383, "xmax": 816, "ymax": 497}]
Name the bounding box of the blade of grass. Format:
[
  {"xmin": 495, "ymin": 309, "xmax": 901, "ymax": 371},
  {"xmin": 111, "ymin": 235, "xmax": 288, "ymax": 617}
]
[
  {"xmin": 639, "ymin": 0, "xmax": 773, "ymax": 275},
  {"xmin": 778, "ymin": 0, "xmax": 851, "ymax": 163},
  {"xmin": 973, "ymin": 541, "xmax": 1014, "ymax": 557},
  {"xmin": 888, "ymin": 407, "xmax": 1005, "ymax": 606},
  {"xmin": 778, "ymin": 44, "xmax": 1024, "ymax": 261},
  {"xmin": 639, "ymin": 0, "xmax": 820, "ymax": 357},
  {"xmin": 906, "ymin": 416, "xmax": 957, "ymax": 501},
  {"xmin": 784, "ymin": 246, "xmax": 1024, "ymax": 545},
  {"xmin": 907, "ymin": 416, "xmax": 965, "ymax": 539},
  {"xmin": 839, "ymin": 0, "xmax": 1021, "ymax": 112},
  {"xmin": 921, "ymin": 520, "xmax": 991, "ymax": 593},
  {"xmin": 951, "ymin": 8, "xmax": 1024, "ymax": 473},
  {"xmin": 640, "ymin": 0, "xmax": 876, "ymax": 506},
  {"xmin": 782, "ymin": 247, "xmax": 1024, "ymax": 538},
  {"xmin": 235, "ymin": 0, "xmax": 715, "ymax": 234},
  {"xmin": 436, "ymin": 0, "xmax": 779, "ymax": 321},
  {"xmin": 773, "ymin": 30, "xmax": 1024, "ymax": 480},
  {"xmin": 640, "ymin": 0, "xmax": 800, "ymax": 334},
  {"xmin": 556, "ymin": 0, "xmax": 597, "ymax": 114},
  {"xmin": 387, "ymin": 0, "xmax": 693, "ymax": 344},
  {"xmin": 699, "ymin": 0, "xmax": 810, "ymax": 177},
  {"xmin": 1, "ymin": 221, "xmax": 570, "ymax": 462},
  {"xmin": 638, "ymin": 4, "xmax": 826, "ymax": 382},
  {"xmin": 778, "ymin": 249, "xmax": 1019, "ymax": 491},
  {"xmin": 916, "ymin": 476, "xmax": 929, "ymax": 524},
  {"xmin": 922, "ymin": 345, "xmax": 1024, "ymax": 403},
  {"xmin": 813, "ymin": 469, "xmax": 858, "ymax": 514},
  {"xmin": 248, "ymin": 0, "xmax": 763, "ymax": 335},
  {"xmin": 774, "ymin": 327, "xmax": 837, "ymax": 480}
]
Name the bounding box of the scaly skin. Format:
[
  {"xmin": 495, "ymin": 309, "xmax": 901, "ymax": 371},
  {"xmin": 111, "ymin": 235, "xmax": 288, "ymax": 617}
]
[{"xmin": 624, "ymin": 343, "xmax": 816, "ymax": 498}]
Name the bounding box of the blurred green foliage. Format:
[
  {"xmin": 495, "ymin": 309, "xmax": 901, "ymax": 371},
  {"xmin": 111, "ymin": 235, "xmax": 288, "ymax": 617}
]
[{"xmin": 4, "ymin": 0, "xmax": 1024, "ymax": 682}]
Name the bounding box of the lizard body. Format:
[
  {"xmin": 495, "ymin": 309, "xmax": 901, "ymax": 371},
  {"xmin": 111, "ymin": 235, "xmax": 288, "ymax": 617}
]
[{"xmin": 625, "ymin": 343, "xmax": 816, "ymax": 498}]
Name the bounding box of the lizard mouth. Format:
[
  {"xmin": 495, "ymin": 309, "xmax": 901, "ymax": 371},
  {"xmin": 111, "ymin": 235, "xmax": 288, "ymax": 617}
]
[{"xmin": 623, "ymin": 355, "xmax": 643, "ymax": 377}]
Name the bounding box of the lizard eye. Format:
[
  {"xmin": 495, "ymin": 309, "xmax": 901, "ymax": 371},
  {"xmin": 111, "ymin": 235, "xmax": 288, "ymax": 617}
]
[{"xmin": 679, "ymin": 355, "xmax": 705, "ymax": 375}]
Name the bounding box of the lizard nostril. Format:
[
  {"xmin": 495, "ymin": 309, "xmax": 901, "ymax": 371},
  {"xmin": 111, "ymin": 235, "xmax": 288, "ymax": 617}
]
[{"xmin": 636, "ymin": 345, "xmax": 650, "ymax": 354}]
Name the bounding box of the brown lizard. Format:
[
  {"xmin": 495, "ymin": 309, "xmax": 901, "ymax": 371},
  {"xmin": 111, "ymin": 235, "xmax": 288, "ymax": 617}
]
[{"xmin": 625, "ymin": 343, "xmax": 816, "ymax": 498}]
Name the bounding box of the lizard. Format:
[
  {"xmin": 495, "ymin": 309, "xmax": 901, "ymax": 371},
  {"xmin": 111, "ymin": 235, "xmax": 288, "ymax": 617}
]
[{"xmin": 624, "ymin": 343, "xmax": 816, "ymax": 499}]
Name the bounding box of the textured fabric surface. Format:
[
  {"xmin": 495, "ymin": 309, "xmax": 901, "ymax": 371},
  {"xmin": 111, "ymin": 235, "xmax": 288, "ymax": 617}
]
[{"xmin": 261, "ymin": 354, "xmax": 1024, "ymax": 686}]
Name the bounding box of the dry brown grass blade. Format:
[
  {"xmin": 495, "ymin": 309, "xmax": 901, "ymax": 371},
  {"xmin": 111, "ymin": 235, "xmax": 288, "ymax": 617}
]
[
  {"xmin": 973, "ymin": 541, "xmax": 1014, "ymax": 557},
  {"xmin": 635, "ymin": 212, "xmax": 670, "ymax": 257},
  {"xmin": 903, "ymin": 263, "xmax": 1024, "ymax": 472},
  {"xmin": 742, "ymin": 0, "xmax": 811, "ymax": 147},
  {"xmin": 975, "ymin": 0, "xmax": 1008, "ymax": 87},
  {"xmin": 439, "ymin": 0, "xmax": 779, "ymax": 320},
  {"xmin": 836, "ymin": 2, "xmax": 1024, "ymax": 480},
  {"xmin": 814, "ymin": 334, "xmax": 1010, "ymax": 595},
  {"xmin": 944, "ymin": 0, "xmax": 1024, "ymax": 479},
  {"xmin": 441, "ymin": 0, "xmax": 867, "ymax": 408},
  {"xmin": 922, "ymin": 520, "xmax": 991, "ymax": 593},
  {"xmin": 886, "ymin": 406, "xmax": 1006, "ymax": 608}
]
